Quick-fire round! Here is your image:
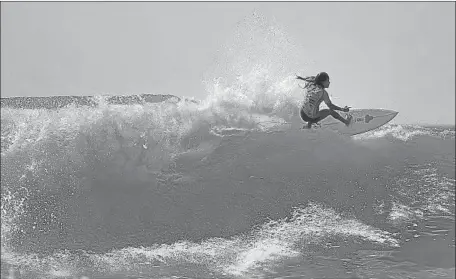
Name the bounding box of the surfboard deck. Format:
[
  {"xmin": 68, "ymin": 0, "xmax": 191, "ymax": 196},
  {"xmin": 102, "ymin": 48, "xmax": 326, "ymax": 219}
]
[{"xmin": 317, "ymin": 109, "xmax": 398, "ymax": 136}]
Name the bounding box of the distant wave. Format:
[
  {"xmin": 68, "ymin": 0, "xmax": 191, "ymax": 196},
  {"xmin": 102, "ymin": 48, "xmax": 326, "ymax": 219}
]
[
  {"xmin": 356, "ymin": 124, "xmax": 455, "ymax": 141},
  {"xmin": 0, "ymin": 94, "xmax": 191, "ymax": 110}
]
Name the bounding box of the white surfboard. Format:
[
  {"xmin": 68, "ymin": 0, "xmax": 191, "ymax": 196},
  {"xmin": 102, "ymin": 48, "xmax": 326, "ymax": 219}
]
[{"xmin": 318, "ymin": 109, "xmax": 398, "ymax": 136}]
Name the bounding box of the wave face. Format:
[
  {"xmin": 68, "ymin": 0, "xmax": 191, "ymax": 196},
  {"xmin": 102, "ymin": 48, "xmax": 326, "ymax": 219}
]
[{"xmin": 1, "ymin": 12, "xmax": 455, "ymax": 279}]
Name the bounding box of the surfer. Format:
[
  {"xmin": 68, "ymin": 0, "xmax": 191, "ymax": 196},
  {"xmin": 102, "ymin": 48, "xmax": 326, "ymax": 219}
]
[{"xmin": 296, "ymin": 72, "xmax": 352, "ymax": 129}]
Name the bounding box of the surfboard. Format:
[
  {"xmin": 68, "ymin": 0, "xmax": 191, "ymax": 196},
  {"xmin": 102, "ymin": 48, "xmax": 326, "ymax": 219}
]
[{"xmin": 317, "ymin": 109, "xmax": 398, "ymax": 136}]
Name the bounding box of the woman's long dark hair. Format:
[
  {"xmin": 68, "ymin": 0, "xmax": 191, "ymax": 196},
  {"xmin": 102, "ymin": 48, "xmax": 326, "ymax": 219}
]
[{"xmin": 302, "ymin": 72, "xmax": 329, "ymax": 88}]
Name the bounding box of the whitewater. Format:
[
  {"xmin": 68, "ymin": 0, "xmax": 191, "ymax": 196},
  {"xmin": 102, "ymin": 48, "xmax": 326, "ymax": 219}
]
[{"xmin": 1, "ymin": 13, "xmax": 455, "ymax": 279}]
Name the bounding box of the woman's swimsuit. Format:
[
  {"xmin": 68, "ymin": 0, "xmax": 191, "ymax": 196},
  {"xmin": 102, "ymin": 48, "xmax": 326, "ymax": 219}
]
[{"xmin": 301, "ymin": 83, "xmax": 327, "ymax": 120}]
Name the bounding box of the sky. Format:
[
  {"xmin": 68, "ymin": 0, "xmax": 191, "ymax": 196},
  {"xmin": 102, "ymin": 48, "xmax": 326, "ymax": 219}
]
[{"xmin": 1, "ymin": 2, "xmax": 455, "ymax": 125}]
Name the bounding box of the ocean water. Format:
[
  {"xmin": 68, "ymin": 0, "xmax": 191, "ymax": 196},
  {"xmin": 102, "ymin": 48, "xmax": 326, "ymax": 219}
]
[
  {"xmin": 1, "ymin": 13, "xmax": 455, "ymax": 279},
  {"xmin": 1, "ymin": 92, "xmax": 454, "ymax": 279}
]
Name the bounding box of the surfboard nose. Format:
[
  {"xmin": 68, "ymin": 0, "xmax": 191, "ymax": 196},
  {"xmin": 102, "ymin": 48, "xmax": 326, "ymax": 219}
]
[
  {"xmin": 371, "ymin": 109, "xmax": 399, "ymax": 118},
  {"xmin": 390, "ymin": 110, "xmax": 399, "ymax": 117},
  {"xmin": 381, "ymin": 110, "xmax": 399, "ymax": 126},
  {"xmin": 387, "ymin": 110, "xmax": 399, "ymax": 117}
]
